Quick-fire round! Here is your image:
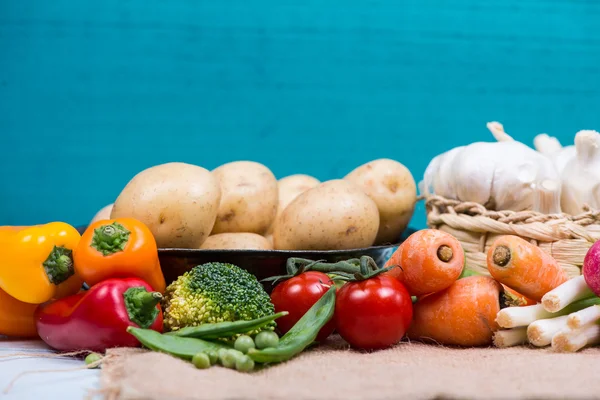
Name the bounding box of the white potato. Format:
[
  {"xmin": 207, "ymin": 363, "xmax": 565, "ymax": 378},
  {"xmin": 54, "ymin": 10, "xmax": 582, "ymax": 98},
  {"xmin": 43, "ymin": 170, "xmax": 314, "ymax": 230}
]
[
  {"xmin": 111, "ymin": 162, "xmax": 221, "ymax": 248},
  {"xmin": 211, "ymin": 161, "xmax": 278, "ymax": 235},
  {"xmin": 273, "ymin": 180, "xmax": 380, "ymax": 250},
  {"xmin": 90, "ymin": 203, "xmax": 113, "ymax": 224},
  {"xmin": 345, "ymin": 159, "xmax": 417, "ymax": 244},
  {"xmin": 200, "ymin": 233, "xmax": 273, "ymax": 250}
]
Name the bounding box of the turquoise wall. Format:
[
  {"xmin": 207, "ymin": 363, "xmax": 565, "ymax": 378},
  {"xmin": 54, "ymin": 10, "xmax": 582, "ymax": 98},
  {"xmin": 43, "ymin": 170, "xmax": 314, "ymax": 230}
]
[{"xmin": 1, "ymin": 0, "xmax": 599, "ymax": 229}]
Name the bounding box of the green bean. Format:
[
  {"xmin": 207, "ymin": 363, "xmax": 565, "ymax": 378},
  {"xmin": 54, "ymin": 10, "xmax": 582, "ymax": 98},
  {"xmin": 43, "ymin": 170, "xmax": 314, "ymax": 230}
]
[
  {"xmin": 127, "ymin": 327, "xmax": 230, "ymax": 361},
  {"xmin": 247, "ymin": 286, "xmax": 336, "ymax": 364},
  {"xmin": 192, "ymin": 352, "xmax": 211, "ymax": 369},
  {"xmin": 234, "ymin": 335, "xmax": 256, "ymax": 354},
  {"xmin": 166, "ymin": 312, "xmax": 288, "ymax": 339}
]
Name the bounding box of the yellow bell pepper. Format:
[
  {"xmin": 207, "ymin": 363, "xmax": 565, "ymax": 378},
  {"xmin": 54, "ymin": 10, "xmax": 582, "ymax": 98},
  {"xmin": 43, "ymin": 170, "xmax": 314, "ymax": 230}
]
[{"xmin": 0, "ymin": 222, "xmax": 84, "ymax": 304}]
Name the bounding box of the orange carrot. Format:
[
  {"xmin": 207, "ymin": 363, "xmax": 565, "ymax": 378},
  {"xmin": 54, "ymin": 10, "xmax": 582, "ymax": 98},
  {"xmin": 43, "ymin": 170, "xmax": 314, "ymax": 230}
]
[
  {"xmin": 502, "ymin": 284, "xmax": 537, "ymax": 307},
  {"xmin": 407, "ymin": 276, "xmax": 501, "ymax": 347},
  {"xmin": 487, "ymin": 235, "xmax": 568, "ymax": 302},
  {"xmin": 384, "ymin": 229, "xmax": 464, "ymax": 296}
]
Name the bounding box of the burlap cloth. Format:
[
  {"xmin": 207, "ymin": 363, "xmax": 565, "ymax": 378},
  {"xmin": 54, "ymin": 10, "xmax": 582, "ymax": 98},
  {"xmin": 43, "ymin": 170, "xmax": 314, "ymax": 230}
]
[{"xmin": 100, "ymin": 335, "xmax": 600, "ymax": 400}]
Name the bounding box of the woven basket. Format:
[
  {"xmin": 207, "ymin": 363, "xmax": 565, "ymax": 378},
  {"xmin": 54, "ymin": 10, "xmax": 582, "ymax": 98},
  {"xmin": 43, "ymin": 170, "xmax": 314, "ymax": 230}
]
[{"xmin": 424, "ymin": 195, "xmax": 600, "ymax": 278}]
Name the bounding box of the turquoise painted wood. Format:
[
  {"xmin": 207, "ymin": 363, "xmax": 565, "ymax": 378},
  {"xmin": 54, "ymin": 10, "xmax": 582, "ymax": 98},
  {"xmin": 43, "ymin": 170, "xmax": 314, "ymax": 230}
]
[{"xmin": 1, "ymin": 0, "xmax": 599, "ymax": 229}]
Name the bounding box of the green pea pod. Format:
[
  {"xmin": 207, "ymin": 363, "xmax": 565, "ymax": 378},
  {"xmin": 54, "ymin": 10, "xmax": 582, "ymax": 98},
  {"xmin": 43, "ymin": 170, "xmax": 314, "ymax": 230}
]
[
  {"xmin": 127, "ymin": 327, "xmax": 231, "ymax": 360},
  {"xmin": 247, "ymin": 285, "xmax": 336, "ymax": 364},
  {"xmin": 166, "ymin": 312, "xmax": 289, "ymax": 340}
]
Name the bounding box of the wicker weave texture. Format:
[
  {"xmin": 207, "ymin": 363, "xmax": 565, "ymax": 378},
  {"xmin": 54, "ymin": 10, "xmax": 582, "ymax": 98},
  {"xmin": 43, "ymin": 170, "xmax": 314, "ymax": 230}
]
[{"xmin": 425, "ymin": 195, "xmax": 600, "ymax": 278}]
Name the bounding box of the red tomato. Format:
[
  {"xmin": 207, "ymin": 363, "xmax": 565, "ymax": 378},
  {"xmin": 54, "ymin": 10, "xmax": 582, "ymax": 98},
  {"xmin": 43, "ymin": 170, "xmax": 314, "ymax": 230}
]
[
  {"xmin": 335, "ymin": 275, "xmax": 413, "ymax": 350},
  {"xmin": 270, "ymin": 271, "xmax": 336, "ymax": 342}
]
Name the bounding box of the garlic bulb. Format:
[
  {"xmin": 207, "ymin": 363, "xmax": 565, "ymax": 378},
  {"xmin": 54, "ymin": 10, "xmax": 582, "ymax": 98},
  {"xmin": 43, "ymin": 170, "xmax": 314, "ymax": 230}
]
[
  {"xmin": 560, "ymin": 130, "xmax": 600, "ymax": 215},
  {"xmin": 422, "ymin": 122, "xmax": 561, "ymax": 212},
  {"xmin": 534, "ymin": 133, "xmax": 576, "ymax": 175}
]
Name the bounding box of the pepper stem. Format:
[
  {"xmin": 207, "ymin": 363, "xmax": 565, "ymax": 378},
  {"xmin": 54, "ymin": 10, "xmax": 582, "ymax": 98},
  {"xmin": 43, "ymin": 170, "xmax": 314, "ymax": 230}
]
[
  {"xmin": 43, "ymin": 246, "xmax": 75, "ymax": 285},
  {"xmin": 123, "ymin": 287, "xmax": 163, "ymax": 329},
  {"xmin": 91, "ymin": 222, "xmax": 131, "ymax": 256}
]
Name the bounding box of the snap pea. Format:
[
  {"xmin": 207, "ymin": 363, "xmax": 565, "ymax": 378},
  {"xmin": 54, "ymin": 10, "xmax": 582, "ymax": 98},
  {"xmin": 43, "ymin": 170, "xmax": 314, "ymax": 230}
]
[
  {"xmin": 166, "ymin": 311, "xmax": 288, "ymax": 339},
  {"xmin": 127, "ymin": 327, "xmax": 231, "ymax": 361},
  {"xmin": 247, "ymin": 285, "xmax": 336, "ymax": 364}
]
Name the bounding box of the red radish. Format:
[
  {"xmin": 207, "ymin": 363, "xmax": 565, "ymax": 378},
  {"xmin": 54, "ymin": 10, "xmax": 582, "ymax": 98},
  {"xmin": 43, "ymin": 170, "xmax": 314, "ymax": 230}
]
[{"xmin": 583, "ymin": 241, "xmax": 600, "ymax": 296}]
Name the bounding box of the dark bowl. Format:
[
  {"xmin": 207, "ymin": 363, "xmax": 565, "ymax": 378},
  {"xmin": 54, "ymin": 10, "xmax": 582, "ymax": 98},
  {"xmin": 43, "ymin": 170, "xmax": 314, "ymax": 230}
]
[
  {"xmin": 158, "ymin": 228, "xmax": 417, "ymax": 290},
  {"xmin": 76, "ymin": 225, "xmax": 416, "ymax": 290}
]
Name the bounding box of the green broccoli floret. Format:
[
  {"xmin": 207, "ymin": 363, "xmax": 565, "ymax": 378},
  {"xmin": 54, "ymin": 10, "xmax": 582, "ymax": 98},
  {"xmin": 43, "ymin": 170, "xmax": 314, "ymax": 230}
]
[{"xmin": 162, "ymin": 262, "xmax": 276, "ymax": 335}]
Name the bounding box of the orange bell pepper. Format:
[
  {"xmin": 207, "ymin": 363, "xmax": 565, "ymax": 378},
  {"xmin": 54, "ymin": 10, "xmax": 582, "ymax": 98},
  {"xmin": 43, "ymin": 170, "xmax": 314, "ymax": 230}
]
[
  {"xmin": 0, "ymin": 287, "xmax": 38, "ymax": 338},
  {"xmin": 73, "ymin": 218, "xmax": 166, "ymax": 293},
  {"xmin": 0, "ymin": 222, "xmax": 83, "ymax": 304}
]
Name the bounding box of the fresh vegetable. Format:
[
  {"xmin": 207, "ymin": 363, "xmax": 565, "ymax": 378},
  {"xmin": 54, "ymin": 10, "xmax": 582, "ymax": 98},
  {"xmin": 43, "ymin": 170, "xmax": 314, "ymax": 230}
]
[
  {"xmin": 384, "ymin": 229, "xmax": 464, "ymax": 296},
  {"xmin": 192, "ymin": 352, "xmax": 211, "ymax": 369},
  {"xmin": 421, "ymin": 121, "xmax": 561, "ymax": 212},
  {"xmin": 127, "ymin": 327, "xmax": 230, "ymax": 360},
  {"xmin": 493, "ymin": 327, "xmax": 528, "ymax": 348},
  {"xmin": 0, "ymin": 287, "xmax": 38, "ymax": 338},
  {"xmin": 567, "ymin": 305, "xmax": 600, "ymax": 330},
  {"xmin": 36, "ymin": 278, "xmax": 164, "ymax": 352},
  {"xmin": 487, "ymin": 235, "xmax": 568, "ymax": 302},
  {"xmin": 497, "ymin": 297, "xmax": 600, "ymax": 329},
  {"xmin": 266, "ymin": 174, "xmax": 321, "ymax": 235},
  {"xmin": 541, "ymin": 275, "xmax": 594, "ymax": 313},
  {"xmin": 0, "ymin": 222, "xmax": 83, "ymax": 304},
  {"xmin": 234, "ymin": 335, "xmax": 256, "ymax": 354},
  {"xmin": 211, "ymin": 161, "xmax": 279, "ymax": 235},
  {"xmin": 335, "ymin": 274, "xmax": 412, "ymax": 350},
  {"xmin": 200, "ymin": 233, "xmax": 273, "ymax": 250},
  {"xmin": 162, "ymin": 262, "xmax": 275, "ymax": 334},
  {"xmin": 90, "ymin": 203, "xmax": 114, "ymax": 224},
  {"xmin": 247, "ymin": 286, "xmax": 336, "ymax": 363},
  {"xmin": 344, "ymin": 158, "xmax": 417, "ymax": 245},
  {"xmin": 167, "ymin": 312, "xmax": 288, "ymax": 339},
  {"xmin": 407, "ymin": 276, "xmax": 501, "ymax": 347},
  {"xmin": 560, "ymin": 130, "xmax": 600, "ymax": 215},
  {"xmin": 270, "ymin": 271, "xmax": 336, "ymax": 342},
  {"xmin": 84, "ymin": 352, "xmax": 103, "ymax": 368},
  {"xmin": 73, "ymin": 218, "xmax": 166, "ymax": 293},
  {"xmin": 583, "ymin": 241, "xmax": 600, "ymax": 297},
  {"xmin": 527, "ymin": 315, "xmax": 570, "ymax": 347},
  {"xmin": 111, "ymin": 162, "xmax": 222, "ymax": 249},
  {"xmin": 534, "ymin": 133, "xmax": 575, "ymax": 176},
  {"xmin": 273, "ymin": 180, "xmax": 380, "ymax": 250},
  {"xmin": 502, "ymin": 285, "xmax": 536, "ymax": 307},
  {"xmin": 254, "ymin": 331, "xmax": 279, "ymax": 349},
  {"xmin": 552, "ymin": 323, "xmax": 600, "ymax": 353},
  {"xmin": 235, "ymin": 355, "xmax": 255, "ymax": 372}
]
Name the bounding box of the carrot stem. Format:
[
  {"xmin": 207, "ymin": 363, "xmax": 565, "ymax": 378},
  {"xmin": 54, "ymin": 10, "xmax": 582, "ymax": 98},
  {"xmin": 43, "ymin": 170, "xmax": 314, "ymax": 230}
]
[
  {"xmin": 541, "ymin": 276, "xmax": 594, "ymax": 313},
  {"xmin": 567, "ymin": 305, "xmax": 600, "ymax": 330},
  {"xmin": 551, "ymin": 323, "xmax": 600, "ymax": 352},
  {"xmin": 493, "ymin": 328, "xmax": 528, "ymax": 348},
  {"xmin": 526, "ymin": 315, "xmax": 570, "ymax": 347}
]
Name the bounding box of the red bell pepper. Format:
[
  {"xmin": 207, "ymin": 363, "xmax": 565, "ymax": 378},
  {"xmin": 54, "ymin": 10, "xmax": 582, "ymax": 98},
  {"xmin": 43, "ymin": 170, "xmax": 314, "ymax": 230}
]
[{"xmin": 35, "ymin": 277, "xmax": 163, "ymax": 352}]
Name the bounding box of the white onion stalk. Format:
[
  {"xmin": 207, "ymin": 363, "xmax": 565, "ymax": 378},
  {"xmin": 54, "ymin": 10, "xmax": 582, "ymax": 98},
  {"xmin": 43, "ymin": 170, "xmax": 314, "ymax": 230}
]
[
  {"xmin": 567, "ymin": 305, "xmax": 600, "ymax": 330},
  {"xmin": 496, "ymin": 304, "xmax": 555, "ymax": 328},
  {"xmin": 551, "ymin": 324, "xmax": 600, "ymax": 353},
  {"xmin": 493, "ymin": 328, "xmax": 528, "ymax": 348},
  {"xmin": 541, "ymin": 276, "xmax": 594, "ymax": 313},
  {"xmin": 526, "ymin": 315, "xmax": 570, "ymax": 347}
]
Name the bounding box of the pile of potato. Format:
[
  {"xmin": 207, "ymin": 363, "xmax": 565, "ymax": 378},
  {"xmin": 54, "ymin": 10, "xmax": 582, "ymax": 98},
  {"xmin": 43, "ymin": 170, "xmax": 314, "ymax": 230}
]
[{"xmin": 91, "ymin": 159, "xmax": 417, "ymax": 251}]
